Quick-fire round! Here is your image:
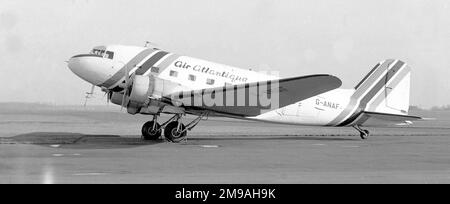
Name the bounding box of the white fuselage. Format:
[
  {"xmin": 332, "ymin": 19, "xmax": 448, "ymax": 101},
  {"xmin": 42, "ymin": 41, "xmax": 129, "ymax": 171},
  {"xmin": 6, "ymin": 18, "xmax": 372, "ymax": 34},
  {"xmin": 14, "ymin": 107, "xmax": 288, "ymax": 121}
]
[
  {"xmin": 251, "ymin": 88, "xmax": 354, "ymax": 126},
  {"xmin": 67, "ymin": 45, "xmax": 361, "ymax": 127}
]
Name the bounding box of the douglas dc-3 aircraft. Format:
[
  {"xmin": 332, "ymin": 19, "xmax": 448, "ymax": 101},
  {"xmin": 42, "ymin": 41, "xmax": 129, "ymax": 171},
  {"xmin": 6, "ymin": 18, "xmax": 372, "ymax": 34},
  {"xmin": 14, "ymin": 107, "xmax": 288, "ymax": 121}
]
[{"xmin": 67, "ymin": 44, "xmax": 422, "ymax": 142}]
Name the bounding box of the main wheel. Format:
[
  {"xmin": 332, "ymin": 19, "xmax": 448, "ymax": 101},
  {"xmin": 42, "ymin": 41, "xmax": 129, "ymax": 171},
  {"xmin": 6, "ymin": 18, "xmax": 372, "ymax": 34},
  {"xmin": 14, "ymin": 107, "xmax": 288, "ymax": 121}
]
[
  {"xmin": 360, "ymin": 129, "xmax": 370, "ymax": 140},
  {"xmin": 141, "ymin": 121, "xmax": 162, "ymax": 140},
  {"xmin": 164, "ymin": 121, "xmax": 187, "ymax": 143}
]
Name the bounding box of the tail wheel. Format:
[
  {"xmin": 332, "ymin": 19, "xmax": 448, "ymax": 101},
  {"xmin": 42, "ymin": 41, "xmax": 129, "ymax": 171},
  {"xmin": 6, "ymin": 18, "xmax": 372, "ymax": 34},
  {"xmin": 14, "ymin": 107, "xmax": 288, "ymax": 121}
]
[
  {"xmin": 164, "ymin": 121, "xmax": 187, "ymax": 143},
  {"xmin": 141, "ymin": 121, "xmax": 162, "ymax": 140},
  {"xmin": 360, "ymin": 129, "xmax": 370, "ymax": 140}
]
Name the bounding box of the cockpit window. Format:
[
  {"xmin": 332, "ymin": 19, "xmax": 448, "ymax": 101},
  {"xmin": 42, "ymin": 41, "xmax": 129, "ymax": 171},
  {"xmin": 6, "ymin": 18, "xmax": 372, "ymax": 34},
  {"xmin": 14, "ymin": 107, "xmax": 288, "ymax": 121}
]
[
  {"xmin": 90, "ymin": 49, "xmax": 114, "ymax": 59},
  {"xmin": 105, "ymin": 51, "xmax": 114, "ymax": 59},
  {"xmin": 91, "ymin": 49, "xmax": 104, "ymax": 56}
]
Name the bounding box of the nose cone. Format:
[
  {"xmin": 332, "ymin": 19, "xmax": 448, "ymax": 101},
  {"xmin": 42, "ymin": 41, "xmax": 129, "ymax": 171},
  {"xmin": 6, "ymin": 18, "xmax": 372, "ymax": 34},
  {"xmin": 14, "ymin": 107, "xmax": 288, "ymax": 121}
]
[{"xmin": 67, "ymin": 55, "xmax": 115, "ymax": 86}]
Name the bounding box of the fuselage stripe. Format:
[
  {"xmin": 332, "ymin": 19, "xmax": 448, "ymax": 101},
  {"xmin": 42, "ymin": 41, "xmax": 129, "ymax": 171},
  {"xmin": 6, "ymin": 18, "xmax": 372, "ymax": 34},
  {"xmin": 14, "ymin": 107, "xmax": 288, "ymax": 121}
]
[
  {"xmin": 353, "ymin": 60, "xmax": 393, "ymax": 99},
  {"xmin": 337, "ymin": 61, "xmax": 406, "ymax": 126},
  {"xmin": 100, "ymin": 48, "xmax": 156, "ymax": 88},
  {"xmin": 349, "ymin": 112, "xmax": 371, "ymax": 126},
  {"xmin": 326, "ymin": 59, "xmax": 394, "ymax": 126},
  {"xmin": 157, "ymin": 53, "xmax": 180, "ymax": 70},
  {"xmin": 135, "ymin": 51, "xmax": 169, "ymax": 75},
  {"xmin": 366, "ymin": 65, "xmax": 410, "ymax": 112},
  {"xmin": 354, "ymin": 62, "xmax": 381, "ymax": 90}
]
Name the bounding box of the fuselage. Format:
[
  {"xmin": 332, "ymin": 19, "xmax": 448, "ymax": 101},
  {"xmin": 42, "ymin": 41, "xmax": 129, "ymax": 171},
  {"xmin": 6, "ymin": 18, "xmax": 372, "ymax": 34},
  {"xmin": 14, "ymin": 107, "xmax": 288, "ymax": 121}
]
[{"xmin": 67, "ymin": 44, "xmax": 367, "ymax": 127}]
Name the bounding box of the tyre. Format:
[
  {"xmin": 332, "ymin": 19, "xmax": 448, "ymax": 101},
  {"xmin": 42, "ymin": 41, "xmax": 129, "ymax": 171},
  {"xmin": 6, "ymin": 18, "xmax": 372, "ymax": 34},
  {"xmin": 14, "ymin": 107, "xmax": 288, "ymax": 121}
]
[
  {"xmin": 360, "ymin": 129, "xmax": 370, "ymax": 140},
  {"xmin": 141, "ymin": 121, "xmax": 162, "ymax": 140},
  {"xmin": 164, "ymin": 121, "xmax": 187, "ymax": 143}
]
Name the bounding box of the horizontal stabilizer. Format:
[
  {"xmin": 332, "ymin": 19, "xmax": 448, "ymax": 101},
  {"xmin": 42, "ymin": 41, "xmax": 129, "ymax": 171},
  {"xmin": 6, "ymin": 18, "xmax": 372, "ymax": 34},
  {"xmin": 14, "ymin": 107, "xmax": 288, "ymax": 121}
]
[{"xmin": 350, "ymin": 111, "xmax": 423, "ymax": 127}]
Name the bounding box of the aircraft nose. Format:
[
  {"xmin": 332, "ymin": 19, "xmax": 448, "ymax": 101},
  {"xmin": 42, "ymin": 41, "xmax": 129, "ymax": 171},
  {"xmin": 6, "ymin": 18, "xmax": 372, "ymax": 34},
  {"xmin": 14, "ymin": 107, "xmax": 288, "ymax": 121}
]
[
  {"xmin": 66, "ymin": 54, "xmax": 113, "ymax": 86},
  {"xmin": 67, "ymin": 55, "xmax": 90, "ymax": 81},
  {"xmin": 67, "ymin": 56, "xmax": 80, "ymax": 73}
]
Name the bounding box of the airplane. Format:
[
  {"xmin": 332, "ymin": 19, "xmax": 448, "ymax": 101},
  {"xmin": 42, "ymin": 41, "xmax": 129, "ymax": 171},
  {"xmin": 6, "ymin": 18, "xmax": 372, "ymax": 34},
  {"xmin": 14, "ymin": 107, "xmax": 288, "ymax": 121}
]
[{"xmin": 67, "ymin": 44, "xmax": 422, "ymax": 143}]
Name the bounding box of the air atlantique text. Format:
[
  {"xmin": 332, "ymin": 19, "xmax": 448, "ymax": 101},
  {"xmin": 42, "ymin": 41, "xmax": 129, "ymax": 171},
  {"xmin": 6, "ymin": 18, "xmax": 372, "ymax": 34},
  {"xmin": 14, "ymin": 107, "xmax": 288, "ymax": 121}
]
[{"xmin": 174, "ymin": 60, "xmax": 249, "ymax": 83}]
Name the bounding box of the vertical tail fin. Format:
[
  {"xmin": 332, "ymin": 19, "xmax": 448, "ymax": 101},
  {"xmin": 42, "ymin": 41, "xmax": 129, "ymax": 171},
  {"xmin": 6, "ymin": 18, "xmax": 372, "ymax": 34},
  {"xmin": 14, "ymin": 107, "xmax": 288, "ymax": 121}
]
[{"xmin": 355, "ymin": 59, "xmax": 411, "ymax": 115}]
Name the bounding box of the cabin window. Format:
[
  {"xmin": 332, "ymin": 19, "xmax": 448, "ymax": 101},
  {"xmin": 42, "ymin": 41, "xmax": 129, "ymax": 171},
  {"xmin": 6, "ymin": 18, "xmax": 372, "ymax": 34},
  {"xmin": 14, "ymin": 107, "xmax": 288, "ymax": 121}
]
[
  {"xmin": 206, "ymin": 78, "xmax": 215, "ymax": 85},
  {"xmin": 151, "ymin": 67, "xmax": 160, "ymax": 73},
  {"xmin": 170, "ymin": 70, "xmax": 178, "ymax": 77},
  {"xmin": 188, "ymin": 74, "xmax": 196, "ymax": 81}
]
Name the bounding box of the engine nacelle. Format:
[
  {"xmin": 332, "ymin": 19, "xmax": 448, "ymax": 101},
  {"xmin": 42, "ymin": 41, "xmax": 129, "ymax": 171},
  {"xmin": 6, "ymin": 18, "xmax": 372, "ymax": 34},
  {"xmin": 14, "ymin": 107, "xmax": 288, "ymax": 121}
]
[
  {"xmin": 125, "ymin": 75, "xmax": 186, "ymax": 114},
  {"xmin": 127, "ymin": 75, "xmax": 153, "ymax": 109}
]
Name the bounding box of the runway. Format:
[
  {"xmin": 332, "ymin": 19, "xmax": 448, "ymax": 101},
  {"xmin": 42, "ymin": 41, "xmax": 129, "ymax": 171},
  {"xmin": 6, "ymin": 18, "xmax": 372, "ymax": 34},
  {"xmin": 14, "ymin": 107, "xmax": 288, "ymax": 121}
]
[{"xmin": 1, "ymin": 106, "xmax": 449, "ymax": 183}]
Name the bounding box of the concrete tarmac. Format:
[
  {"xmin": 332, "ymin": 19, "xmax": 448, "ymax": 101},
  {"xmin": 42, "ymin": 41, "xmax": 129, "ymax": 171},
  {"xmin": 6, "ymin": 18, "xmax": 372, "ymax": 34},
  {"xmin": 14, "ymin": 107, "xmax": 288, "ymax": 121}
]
[{"xmin": 0, "ymin": 108, "xmax": 449, "ymax": 183}]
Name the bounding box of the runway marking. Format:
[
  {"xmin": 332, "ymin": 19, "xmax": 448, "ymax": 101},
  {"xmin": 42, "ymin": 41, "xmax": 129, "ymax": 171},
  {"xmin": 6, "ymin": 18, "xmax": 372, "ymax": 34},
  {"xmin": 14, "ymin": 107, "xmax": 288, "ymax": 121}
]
[
  {"xmin": 50, "ymin": 145, "xmax": 61, "ymax": 148},
  {"xmin": 73, "ymin": 173, "xmax": 110, "ymax": 176},
  {"xmin": 72, "ymin": 153, "xmax": 81, "ymax": 156},
  {"xmin": 200, "ymin": 145, "xmax": 220, "ymax": 148},
  {"xmin": 312, "ymin": 144, "xmax": 327, "ymax": 146},
  {"xmin": 52, "ymin": 154, "xmax": 64, "ymax": 157},
  {"xmin": 342, "ymin": 145, "xmax": 360, "ymax": 148}
]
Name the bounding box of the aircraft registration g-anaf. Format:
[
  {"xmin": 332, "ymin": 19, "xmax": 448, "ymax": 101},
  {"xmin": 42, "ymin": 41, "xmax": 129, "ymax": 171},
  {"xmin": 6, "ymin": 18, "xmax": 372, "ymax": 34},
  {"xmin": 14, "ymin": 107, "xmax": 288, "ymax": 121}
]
[{"xmin": 67, "ymin": 44, "xmax": 422, "ymax": 142}]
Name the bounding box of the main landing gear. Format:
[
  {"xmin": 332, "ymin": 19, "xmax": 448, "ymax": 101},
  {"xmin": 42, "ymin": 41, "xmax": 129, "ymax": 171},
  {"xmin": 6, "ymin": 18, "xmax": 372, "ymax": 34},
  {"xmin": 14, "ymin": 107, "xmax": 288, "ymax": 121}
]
[
  {"xmin": 141, "ymin": 117, "xmax": 162, "ymax": 140},
  {"xmin": 353, "ymin": 125, "xmax": 370, "ymax": 139},
  {"xmin": 141, "ymin": 113, "xmax": 207, "ymax": 143}
]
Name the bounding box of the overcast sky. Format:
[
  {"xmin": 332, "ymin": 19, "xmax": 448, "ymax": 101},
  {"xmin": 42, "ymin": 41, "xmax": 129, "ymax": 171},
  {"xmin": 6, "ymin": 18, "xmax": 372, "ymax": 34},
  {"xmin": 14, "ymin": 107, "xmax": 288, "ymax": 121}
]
[{"xmin": 0, "ymin": 0, "xmax": 449, "ymax": 108}]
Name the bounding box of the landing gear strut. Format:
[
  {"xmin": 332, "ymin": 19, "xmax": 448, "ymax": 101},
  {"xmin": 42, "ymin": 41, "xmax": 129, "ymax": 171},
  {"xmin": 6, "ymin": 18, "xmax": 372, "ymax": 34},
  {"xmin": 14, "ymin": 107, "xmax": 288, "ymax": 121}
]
[
  {"xmin": 353, "ymin": 125, "xmax": 370, "ymax": 139},
  {"xmin": 164, "ymin": 113, "xmax": 207, "ymax": 143}
]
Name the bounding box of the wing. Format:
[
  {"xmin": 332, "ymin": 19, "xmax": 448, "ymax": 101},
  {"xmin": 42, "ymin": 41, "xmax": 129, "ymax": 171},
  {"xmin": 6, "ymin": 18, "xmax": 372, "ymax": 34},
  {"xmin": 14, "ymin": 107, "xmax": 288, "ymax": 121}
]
[
  {"xmin": 351, "ymin": 111, "xmax": 423, "ymax": 127},
  {"xmin": 164, "ymin": 74, "xmax": 342, "ymax": 117}
]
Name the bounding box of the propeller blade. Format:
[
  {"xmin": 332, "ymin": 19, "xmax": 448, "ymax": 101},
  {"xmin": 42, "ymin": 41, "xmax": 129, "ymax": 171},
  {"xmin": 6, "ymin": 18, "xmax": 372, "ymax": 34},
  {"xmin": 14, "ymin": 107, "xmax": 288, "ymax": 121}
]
[
  {"xmin": 102, "ymin": 90, "xmax": 112, "ymax": 105},
  {"xmin": 121, "ymin": 65, "xmax": 130, "ymax": 110},
  {"xmin": 121, "ymin": 92, "xmax": 126, "ymax": 110},
  {"xmin": 107, "ymin": 91, "xmax": 112, "ymax": 105}
]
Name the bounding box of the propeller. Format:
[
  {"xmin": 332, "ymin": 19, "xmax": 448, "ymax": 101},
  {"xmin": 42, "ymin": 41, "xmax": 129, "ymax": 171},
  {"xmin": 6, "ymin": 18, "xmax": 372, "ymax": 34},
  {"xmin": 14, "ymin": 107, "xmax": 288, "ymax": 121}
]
[
  {"xmin": 121, "ymin": 65, "xmax": 134, "ymax": 110},
  {"xmin": 101, "ymin": 87, "xmax": 113, "ymax": 105}
]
